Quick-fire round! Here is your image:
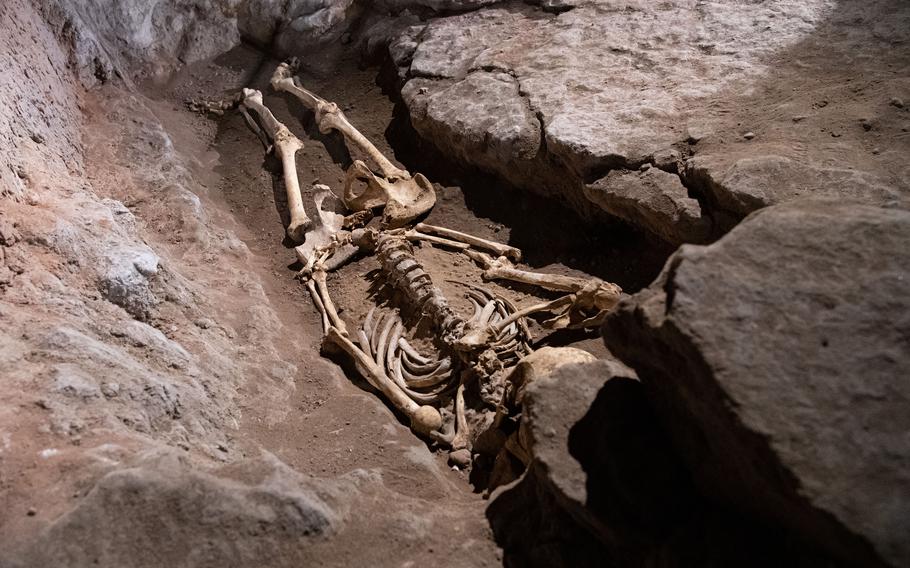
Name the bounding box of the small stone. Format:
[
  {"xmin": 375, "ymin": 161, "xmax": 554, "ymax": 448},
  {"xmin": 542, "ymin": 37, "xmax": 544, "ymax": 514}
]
[
  {"xmin": 792, "ymin": 115, "xmax": 808, "ymax": 122},
  {"xmin": 889, "ymin": 97, "xmax": 904, "ymax": 109},
  {"xmin": 652, "ymin": 147, "xmax": 682, "ymax": 173},
  {"xmin": 861, "ymin": 119, "xmax": 874, "ymax": 131},
  {"xmin": 0, "ymin": 220, "xmax": 21, "ymax": 246},
  {"xmin": 100, "ymin": 382, "xmax": 120, "ymax": 398},
  {"xmin": 639, "ymin": 162, "xmax": 652, "ymax": 171},
  {"xmin": 27, "ymin": 507, "xmax": 37, "ymax": 516},
  {"xmin": 685, "ymin": 123, "xmax": 707, "ymax": 143},
  {"xmin": 743, "ymin": 131, "xmax": 755, "ymax": 140},
  {"xmin": 194, "ymin": 318, "xmax": 214, "ymax": 329}
]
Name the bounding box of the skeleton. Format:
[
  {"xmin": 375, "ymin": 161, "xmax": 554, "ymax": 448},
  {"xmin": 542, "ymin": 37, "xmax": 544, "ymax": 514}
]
[{"xmin": 211, "ymin": 62, "xmax": 624, "ymax": 474}]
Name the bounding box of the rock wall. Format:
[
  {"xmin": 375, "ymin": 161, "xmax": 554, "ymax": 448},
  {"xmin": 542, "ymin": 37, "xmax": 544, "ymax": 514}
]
[
  {"xmin": 601, "ymin": 199, "xmax": 910, "ymax": 567},
  {"xmin": 386, "ymin": 0, "xmax": 910, "ymax": 243}
]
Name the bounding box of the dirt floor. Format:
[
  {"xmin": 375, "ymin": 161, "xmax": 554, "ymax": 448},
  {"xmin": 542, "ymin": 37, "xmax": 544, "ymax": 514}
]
[{"xmin": 96, "ymin": 42, "xmax": 673, "ymax": 562}]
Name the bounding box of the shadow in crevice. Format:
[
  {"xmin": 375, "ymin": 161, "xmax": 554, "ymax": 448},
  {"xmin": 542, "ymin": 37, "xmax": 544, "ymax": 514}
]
[
  {"xmin": 384, "ymin": 101, "xmax": 675, "ymax": 294},
  {"xmin": 487, "ymin": 375, "xmax": 836, "ymax": 567}
]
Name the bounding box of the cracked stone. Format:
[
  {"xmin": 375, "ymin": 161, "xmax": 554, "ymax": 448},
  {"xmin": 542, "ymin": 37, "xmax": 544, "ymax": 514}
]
[{"xmin": 585, "ymin": 168, "xmax": 710, "ymax": 245}]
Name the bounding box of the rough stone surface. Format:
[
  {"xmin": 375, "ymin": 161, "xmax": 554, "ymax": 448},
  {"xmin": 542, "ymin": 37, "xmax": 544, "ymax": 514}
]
[
  {"xmin": 34, "ymin": 0, "xmax": 364, "ymax": 86},
  {"xmin": 0, "ymin": 0, "xmax": 84, "ymax": 201},
  {"xmin": 684, "ymin": 154, "xmax": 906, "ymax": 219},
  {"xmin": 392, "ymin": 0, "xmax": 910, "ymax": 241},
  {"xmin": 9, "ymin": 452, "xmax": 340, "ymax": 567},
  {"xmin": 403, "ymin": 71, "xmax": 542, "ymax": 166},
  {"xmin": 584, "ymin": 168, "xmax": 710, "ymax": 245},
  {"xmin": 601, "ymin": 199, "xmax": 910, "ymax": 568},
  {"xmin": 0, "ymin": 4, "xmax": 501, "ymax": 565},
  {"xmin": 376, "ymin": 0, "xmax": 503, "ymax": 13},
  {"xmin": 487, "ymin": 359, "xmax": 822, "ymax": 566}
]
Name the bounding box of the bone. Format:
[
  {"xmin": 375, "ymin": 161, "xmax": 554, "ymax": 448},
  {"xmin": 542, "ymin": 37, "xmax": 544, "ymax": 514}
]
[
  {"xmin": 239, "ymin": 89, "xmax": 311, "ymax": 242},
  {"xmin": 294, "ymin": 186, "xmax": 351, "ymax": 271},
  {"xmin": 271, "ymin": 63, "xmax": 407, "ymax": 180},
  {"xmin": 376, "ymin": 233, "xmax": 465, "ymax": 342},
  {"xmin": 456, "ymin": 295, "xmax": 575, "ymax": 351},
  {"xmin": 398, "ymin": 337, "xmax": 431, "ymax": 365},
  {"xmin": 271, "ymin": 63, "xmax": 436, "ymax": 228},
  {"xmin": 313, "ymin": 268, "xmax": 347, "ymax": 335},
  {"xmin": 415, "ymin": 224, "xmax": 521, "ymax": 261},
  {"xmin": 481, "ymin": 256, "xmax": 595, "ymax": 293},
  {"xmin": 326, "ymin": 327, "xmax": 443, "ymax": 436},
  {"xmin": 450, "ymin": 382, "xmax": 470, "ymax": 452},
  {"xmin": 306, "ymin": 279, "xmax": 330, "ymax": 333},
  {"xmin": 405, "ymin": 230, "xmax": 472, "ymax": 251},
  {"xmin": 391, "ymin": 361, "xmax": 455, "ymax": 405}
]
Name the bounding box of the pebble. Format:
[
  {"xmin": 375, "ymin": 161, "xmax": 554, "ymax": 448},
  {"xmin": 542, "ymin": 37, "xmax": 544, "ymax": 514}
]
[
  {"xmin": 27, "ymin": 507, "xmax": 36, "ymax": 516},
  {"xmin": 861, "ymin": 119, "xmax": 874, "ymax": 131},
  {"xmin": 194, "ymin": 318, "xmax": 214, "ymax": 329},
  {"xmin": 743, "ymin": 131, "xmax": 755, "ymax": 140},
  {"xmin": 639, "ymin": 162, "xmax": 652, "ymax": 171},
  {"xmin": 889, "ymin": 97, "xmax": 904, "ymax": 109},
  {"xmin": 101, "ymin": 382, "xmax": 120, "ymax": 398}
]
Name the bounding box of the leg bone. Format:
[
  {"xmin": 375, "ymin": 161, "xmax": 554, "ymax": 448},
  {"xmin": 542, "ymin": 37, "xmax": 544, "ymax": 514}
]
[
  {"xmin": 271, "ymin": 64, "xmax": 435, "ymax": 228},
  {"xmin": 240, "ymin": 89, "xmax": 311, "ymax": 242}
]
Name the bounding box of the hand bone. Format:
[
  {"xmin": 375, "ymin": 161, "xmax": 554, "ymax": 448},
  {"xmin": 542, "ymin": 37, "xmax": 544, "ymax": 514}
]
[
  {"xmin": 239, "ymin": 89, "xmax": 311, "ymax": 242},
  {"xmin": 271, "ymin": 62, "xmax": 435, "ymax": 228}
]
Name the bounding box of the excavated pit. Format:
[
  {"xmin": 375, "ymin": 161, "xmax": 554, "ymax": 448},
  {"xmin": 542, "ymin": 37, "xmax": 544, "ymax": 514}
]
[
  {"xmin": 35, "ymin": 40, "xmax": 675, "ymax": 565},
  {"xmin": 145, "ymin": 40, "xmax": 672, "ymax": 477}
]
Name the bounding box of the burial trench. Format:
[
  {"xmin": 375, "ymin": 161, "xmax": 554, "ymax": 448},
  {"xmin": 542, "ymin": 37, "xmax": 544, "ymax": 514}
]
[{"xmin": 146, "ymin": 40, "xmax": 674, "ymax": 491}]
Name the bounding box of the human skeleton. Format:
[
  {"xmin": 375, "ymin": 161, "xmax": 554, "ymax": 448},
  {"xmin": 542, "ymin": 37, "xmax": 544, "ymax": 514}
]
[{"xmin": 199, "ymin": 60, "xmax": 622, "ymax": 481}]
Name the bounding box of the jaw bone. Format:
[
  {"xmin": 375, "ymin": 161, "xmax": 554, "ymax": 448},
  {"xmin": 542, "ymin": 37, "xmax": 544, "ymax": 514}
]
[{"xmin": 270, "ymin": 61, "xmax": 436, "ymax": 228}]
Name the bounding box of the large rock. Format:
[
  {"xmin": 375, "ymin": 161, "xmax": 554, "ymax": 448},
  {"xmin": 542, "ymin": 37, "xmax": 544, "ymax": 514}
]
[
  {"xmin": 487, "ymin": 358, "xmax": 824, "ymax": 566},
  {"xmin": 36, "ymin": 0, "xmax": 362, "ymax": 85},
  {"xmin": 392, "ymin": 0, "xmax": 910, "ymax": 241},
  {"xmin": 601, "ymin": 200, "xmax": 910, "ymax": 567},
  {"xmin": 9, "ymin": 452, "xmax": 342, "ymax": 567}
]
